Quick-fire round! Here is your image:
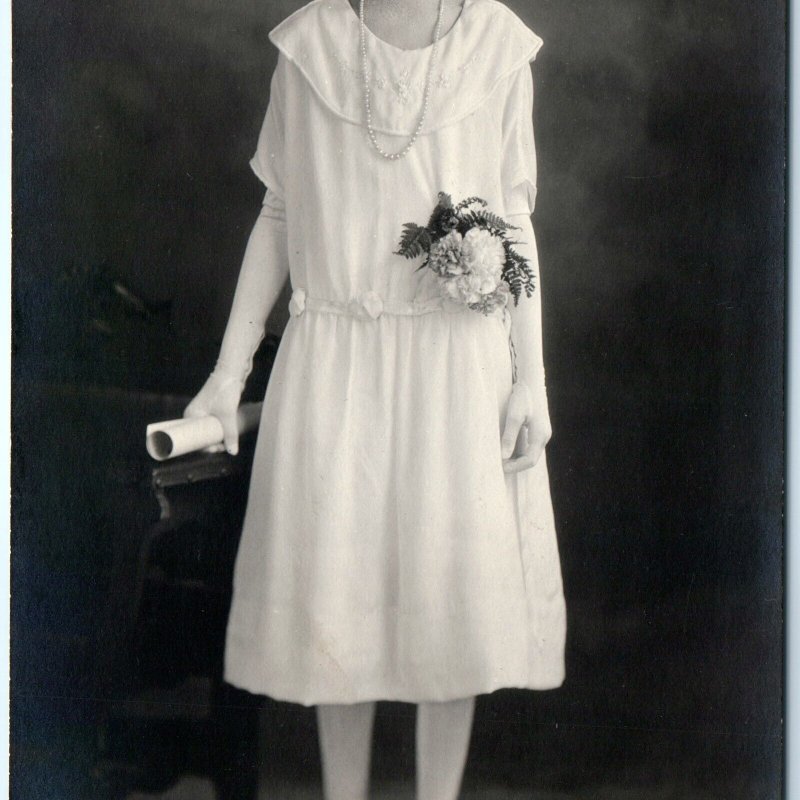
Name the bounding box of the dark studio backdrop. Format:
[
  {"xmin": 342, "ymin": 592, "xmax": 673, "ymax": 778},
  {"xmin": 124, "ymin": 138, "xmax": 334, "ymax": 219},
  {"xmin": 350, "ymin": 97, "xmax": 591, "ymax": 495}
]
[{"xmin": 12, "ymin": 0, "xmax": 785, "ymax": 798}]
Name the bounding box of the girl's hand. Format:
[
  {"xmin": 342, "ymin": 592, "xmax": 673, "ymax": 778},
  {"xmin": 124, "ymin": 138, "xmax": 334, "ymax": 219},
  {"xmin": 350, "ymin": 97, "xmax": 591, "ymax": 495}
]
[
  {"xmin": 501, "ymin": 381, "xmax": 551, "ymax": 474},
  {"xmin": 184, "ymin": 371, "xmax": 243, "ymax": 455}
]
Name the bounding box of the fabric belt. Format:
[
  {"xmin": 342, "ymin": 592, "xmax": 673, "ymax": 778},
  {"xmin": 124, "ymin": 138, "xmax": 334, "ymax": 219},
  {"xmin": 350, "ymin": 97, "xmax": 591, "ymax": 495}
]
[
  {"xmin": 288, "ymin": 287, "xmax": 472, "ymax": 320},
  {"xmin": 288, "ymin": 287, "xmax": 516, "ymax": 377}
]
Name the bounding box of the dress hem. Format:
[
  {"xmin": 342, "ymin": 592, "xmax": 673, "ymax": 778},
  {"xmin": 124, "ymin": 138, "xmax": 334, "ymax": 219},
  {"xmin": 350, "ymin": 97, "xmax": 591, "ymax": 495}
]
[{"xmin": 222, "ymin": 667, "xmax": 566, "ymax": 707}]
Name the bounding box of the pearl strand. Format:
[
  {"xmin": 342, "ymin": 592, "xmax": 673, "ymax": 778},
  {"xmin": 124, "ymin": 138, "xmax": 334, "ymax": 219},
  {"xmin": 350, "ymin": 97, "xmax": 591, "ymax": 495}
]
[{"xmin": 358, "ymin": 0, "xmax": 445, "ymax": 160}]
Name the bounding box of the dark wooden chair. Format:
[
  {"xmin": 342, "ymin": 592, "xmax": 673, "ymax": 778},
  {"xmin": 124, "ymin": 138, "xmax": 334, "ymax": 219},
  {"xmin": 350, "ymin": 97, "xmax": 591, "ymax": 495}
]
[{"xmin": 94, "ymin": 432, "xmax": 265, "ymax": 799}]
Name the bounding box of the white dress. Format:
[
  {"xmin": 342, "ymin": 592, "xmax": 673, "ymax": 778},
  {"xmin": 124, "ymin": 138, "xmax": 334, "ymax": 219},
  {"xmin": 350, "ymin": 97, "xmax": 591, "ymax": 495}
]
[{"xmin": 223, "ymin": 0, "xmax": 567, "ymax": 706}]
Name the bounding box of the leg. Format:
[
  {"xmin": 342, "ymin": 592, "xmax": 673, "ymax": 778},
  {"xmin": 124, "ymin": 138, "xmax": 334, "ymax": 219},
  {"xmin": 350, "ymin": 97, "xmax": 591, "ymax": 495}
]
[
  {"xmin": 416, "ymin": 696, "xmax": 476, "ymax": 800},
  {"xmin": 316, "ymin": 702, "xmax": 377, "ymax": 800}
]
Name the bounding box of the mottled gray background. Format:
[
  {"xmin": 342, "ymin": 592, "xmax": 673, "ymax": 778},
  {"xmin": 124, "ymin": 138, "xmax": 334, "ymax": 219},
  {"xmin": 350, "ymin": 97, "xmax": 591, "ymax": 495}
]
[{"xmin": 12, "ymin": 0, "xmax": 785, "ymax": 798}]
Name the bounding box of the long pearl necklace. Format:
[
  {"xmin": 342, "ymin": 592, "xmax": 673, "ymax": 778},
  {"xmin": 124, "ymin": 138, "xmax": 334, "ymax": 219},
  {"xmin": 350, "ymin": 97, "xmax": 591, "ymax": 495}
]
[{"xmin": 358, "ymin": 0, "xmax": 446, "ymax": 160}]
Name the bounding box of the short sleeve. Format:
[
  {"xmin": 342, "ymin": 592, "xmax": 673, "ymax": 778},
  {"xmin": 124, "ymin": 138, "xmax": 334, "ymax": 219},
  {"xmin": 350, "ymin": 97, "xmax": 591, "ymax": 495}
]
[
  {"xmin": 249, "ymin": 55, "xmax": 287, "ymax": 200},
  {"xmin": 501, "ymin": 64, "xmax": 539, "ymax": 217}
]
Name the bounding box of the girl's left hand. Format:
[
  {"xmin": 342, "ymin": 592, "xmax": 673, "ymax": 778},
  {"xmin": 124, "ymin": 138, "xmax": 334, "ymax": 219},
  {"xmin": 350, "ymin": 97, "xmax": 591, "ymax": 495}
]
[{"xmin": 501, "ymin": 381, "xmax": 552, "ymax": 474}]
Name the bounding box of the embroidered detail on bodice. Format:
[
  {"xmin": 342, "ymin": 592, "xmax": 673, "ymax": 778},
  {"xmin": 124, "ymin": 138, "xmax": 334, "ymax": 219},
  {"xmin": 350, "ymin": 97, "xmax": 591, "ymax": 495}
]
[
  {"xmin": 267, "ymin": 0, "xmax": 543, "ymax": 135},
  {"xmin": 334, "ymin": 51, "xmax": 484, "ymax": 104}
]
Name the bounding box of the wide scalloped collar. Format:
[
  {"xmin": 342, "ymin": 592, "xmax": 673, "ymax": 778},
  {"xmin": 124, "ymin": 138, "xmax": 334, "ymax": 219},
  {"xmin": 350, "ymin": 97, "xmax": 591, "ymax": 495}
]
[{"xmin": 268, "ymin": 0, "xmax": 543, "ymax": 135}]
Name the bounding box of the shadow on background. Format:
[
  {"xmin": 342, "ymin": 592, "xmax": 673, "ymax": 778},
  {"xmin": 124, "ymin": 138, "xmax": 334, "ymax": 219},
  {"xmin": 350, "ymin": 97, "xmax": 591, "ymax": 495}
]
[{"xmin": 12, "ymin": 0, "xmax": 784, "ymax": 797}]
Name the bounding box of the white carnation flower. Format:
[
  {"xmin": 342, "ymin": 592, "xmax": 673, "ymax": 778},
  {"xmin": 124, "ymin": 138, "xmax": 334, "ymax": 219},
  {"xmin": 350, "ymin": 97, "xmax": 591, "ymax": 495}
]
[
  {"xmin": 460, "ymin": 228, "xmax": 505, "ymax": 292},
  {"xmin": 469, "ymin": 281, "xmax": 511, "ymax": 315},
  {"xmin": 428, "ymin": 231, "xmax": 464, "ymax": 277},
  {"xmin": 440, "ymin": 274, "xmax": 483, "ymax": 306}
]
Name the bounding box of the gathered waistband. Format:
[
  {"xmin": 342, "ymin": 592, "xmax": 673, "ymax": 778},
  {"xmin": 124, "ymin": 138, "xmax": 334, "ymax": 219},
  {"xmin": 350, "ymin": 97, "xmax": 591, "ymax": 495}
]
[
  {"xmin": 287, "ymin": 287, "xmax": 474, "ymax": 321},
  {"xmin": 288, "ymin": 286, "xmax": 515, "ymax": 374}
]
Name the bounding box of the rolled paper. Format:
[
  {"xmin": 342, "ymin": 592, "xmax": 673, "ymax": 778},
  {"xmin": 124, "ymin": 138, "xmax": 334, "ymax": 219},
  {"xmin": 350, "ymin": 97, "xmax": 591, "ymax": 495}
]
[{"xmin": 146, "ymin": 402, "xmax": 263, "ymax": 461}]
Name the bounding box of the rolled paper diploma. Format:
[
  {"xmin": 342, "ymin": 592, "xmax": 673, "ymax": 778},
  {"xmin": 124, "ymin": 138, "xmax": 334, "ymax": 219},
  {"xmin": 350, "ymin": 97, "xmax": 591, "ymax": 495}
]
[{"xmin": 146, "ymin": 403, "xmax": 263, "ymax": 461}]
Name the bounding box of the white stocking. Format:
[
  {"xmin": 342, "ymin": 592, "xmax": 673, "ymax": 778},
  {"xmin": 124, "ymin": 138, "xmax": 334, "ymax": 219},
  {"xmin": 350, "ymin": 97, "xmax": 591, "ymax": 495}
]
[
  {"xmin": 416, "ymin": 697, "xmax": 476, "ymax": 800},
  {"xmin": 316, "ymin": 702, "xmax": 377, "ymax": 800}
]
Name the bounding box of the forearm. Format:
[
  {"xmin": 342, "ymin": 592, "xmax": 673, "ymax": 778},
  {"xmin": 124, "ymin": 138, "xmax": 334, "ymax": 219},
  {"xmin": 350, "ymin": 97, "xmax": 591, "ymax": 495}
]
[
  {"xmin": 216, "ymin": 192, "xmax": 290, "ymax": 388},
  {"xmin": 506, "ymin": 212, "xmax": 549, "ymax": 415}
]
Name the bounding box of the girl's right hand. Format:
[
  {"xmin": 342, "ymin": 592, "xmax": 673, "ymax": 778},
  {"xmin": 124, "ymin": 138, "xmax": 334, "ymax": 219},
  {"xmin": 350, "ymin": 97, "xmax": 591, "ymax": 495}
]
[{"xmin": 183, "ymin": 371, "xmax": 243, "ymax": 455}]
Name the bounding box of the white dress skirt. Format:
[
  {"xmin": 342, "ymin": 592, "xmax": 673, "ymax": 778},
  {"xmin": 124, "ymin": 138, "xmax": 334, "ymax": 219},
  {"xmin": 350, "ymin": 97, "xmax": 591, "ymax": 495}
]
[{"xmin": 223, "ymin": 0, "xmax": 567, "ymax": 706}]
